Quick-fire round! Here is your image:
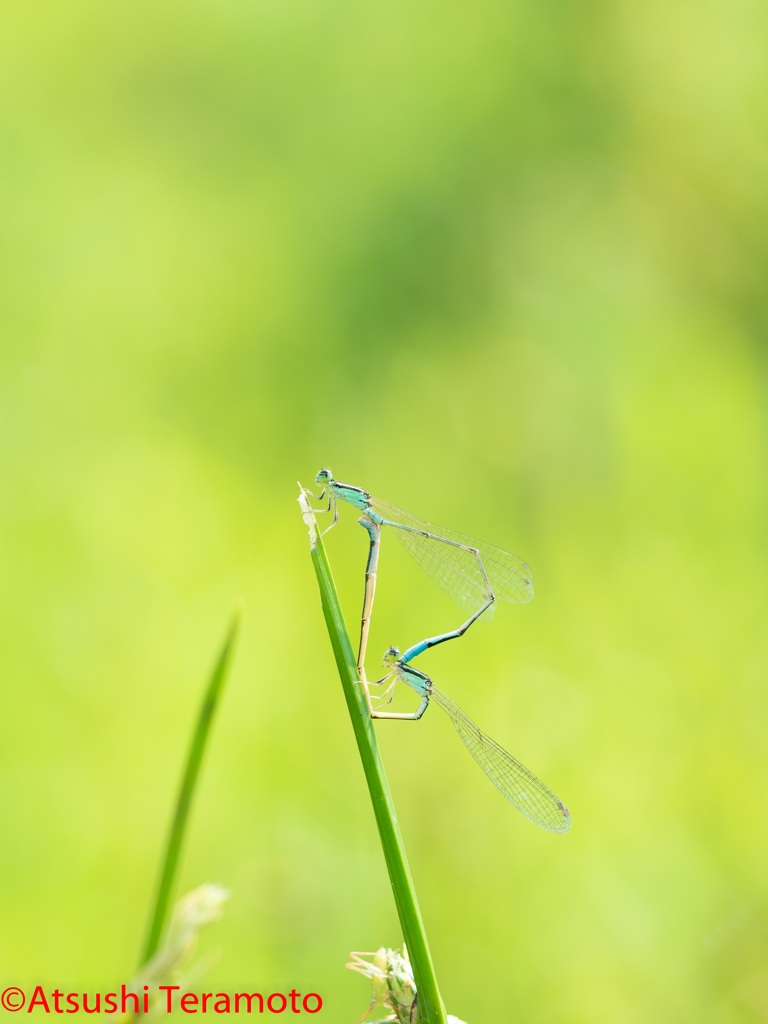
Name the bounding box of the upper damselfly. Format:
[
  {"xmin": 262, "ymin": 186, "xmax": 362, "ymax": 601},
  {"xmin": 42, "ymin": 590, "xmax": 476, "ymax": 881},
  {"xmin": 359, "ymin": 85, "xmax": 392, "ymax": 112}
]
[{"xmin": 303, "ymin": 469, "xmax": 533, "ymax": 679}]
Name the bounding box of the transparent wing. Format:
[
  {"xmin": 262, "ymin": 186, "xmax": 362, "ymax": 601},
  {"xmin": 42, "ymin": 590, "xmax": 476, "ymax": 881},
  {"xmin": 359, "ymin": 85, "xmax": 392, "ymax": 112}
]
[
  {"xmin": 431, "ymin": 686, "xmax": 570, "ymax": 834},
  {"xmin": 368, "ymin": 496, "xmax": 533, "ymax": 616}
]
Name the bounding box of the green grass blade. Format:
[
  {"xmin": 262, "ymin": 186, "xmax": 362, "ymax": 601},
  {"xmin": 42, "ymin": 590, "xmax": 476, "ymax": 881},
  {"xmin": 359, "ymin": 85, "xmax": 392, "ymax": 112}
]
[
  {"xmin": 298, "ymin": 492, "xmax": 447, "ymax": 1024},
  {"xmin": 140, "ymin": 607, "xmax": 242, "ymax": 965}
]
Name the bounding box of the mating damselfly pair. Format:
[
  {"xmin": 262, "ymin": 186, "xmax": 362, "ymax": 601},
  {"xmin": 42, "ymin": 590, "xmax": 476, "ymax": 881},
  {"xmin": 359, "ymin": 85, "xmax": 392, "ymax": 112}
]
[{"xmin": 301, "ymin": 468, "xmax": 570, "ymax": 835}]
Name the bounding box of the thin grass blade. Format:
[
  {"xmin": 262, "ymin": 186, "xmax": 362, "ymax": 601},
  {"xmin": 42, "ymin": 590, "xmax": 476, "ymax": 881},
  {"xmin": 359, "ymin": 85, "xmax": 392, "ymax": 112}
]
[{"xmin": 140, "ymin": 608, "xmax": 242, "ymax": 965}]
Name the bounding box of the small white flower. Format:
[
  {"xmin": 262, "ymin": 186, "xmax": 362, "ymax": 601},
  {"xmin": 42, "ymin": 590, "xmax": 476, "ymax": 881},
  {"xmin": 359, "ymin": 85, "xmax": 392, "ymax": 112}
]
[
  {"xmin": 348, "ymin": 947, "xmax": 416, "ymax": 1024},
  {"xmin": 125, "ymin": 884, "xmax": 230, "ymax": 1022},
  {"xmin": 348, "ymin": 946, "xmax": 467, "ymax": 1024}
]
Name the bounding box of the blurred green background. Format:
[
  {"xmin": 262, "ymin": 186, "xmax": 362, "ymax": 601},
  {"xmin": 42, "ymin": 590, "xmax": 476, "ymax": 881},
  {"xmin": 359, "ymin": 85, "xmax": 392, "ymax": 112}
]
[{"xmin": 1, "ymin": 0, "xmax": 767, "ymax": 1020}]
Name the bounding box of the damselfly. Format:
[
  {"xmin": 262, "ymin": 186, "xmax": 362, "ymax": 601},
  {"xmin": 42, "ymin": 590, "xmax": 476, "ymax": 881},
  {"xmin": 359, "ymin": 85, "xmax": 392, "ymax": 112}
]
[
  {"xmin": 371, "ymin": 647, "xmax": 570, "ymax": 834},
  {"xmin": 302, "ymin": 469, "xmax": 533, "ymax": 681}
]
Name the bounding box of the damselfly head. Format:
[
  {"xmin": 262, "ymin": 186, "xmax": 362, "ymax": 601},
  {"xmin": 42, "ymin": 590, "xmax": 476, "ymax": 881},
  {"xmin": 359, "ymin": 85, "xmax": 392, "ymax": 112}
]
[
  {"xmin": 382, "ymin": 646, "xmax": 401, "ymax": 665},
  {"xmin": 315, "ymin": 467, "xmax": 332, "ymax": 485}
]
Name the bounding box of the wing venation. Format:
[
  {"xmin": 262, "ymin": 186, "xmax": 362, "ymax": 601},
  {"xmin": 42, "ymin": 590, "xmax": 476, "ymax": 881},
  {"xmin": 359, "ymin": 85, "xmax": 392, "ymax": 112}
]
[
  {"xmin": 368, "ymin": 496, "xmax": 533, "ymax": 614},
  {"xmin": 431, "ymin": 686, "xmax": 570, "ymax": 834}
]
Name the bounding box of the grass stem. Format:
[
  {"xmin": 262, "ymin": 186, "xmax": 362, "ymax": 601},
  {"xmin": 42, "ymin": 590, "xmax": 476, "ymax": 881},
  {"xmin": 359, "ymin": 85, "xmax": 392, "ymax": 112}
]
[{"xmin": 298, "ymin": 492, "xmax": 446, "ymax": 1024}]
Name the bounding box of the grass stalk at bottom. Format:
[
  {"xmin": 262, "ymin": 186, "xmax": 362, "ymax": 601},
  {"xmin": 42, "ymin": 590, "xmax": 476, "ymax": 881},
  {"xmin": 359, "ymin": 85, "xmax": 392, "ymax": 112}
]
[
  {"xmin": 140, "ymin": 608, "xmax": 241, "ymax": 965},
  {"xmin": 299, "ymin": 493, "xmax": 446, "ymax": 1024}
]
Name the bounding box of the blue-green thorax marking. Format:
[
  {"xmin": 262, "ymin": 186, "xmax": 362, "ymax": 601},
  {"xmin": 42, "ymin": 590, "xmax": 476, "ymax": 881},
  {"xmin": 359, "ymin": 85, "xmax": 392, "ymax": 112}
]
[{"xmin": 313, "ymin": 471, "xmax": 384, "ymax": 523}]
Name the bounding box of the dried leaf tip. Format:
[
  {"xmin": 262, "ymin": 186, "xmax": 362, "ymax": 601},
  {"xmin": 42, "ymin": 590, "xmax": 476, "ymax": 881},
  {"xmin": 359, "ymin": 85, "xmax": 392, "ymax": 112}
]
[{"xmin": 297, "ymin": 486, "xmax": 318, "ymax": 549}]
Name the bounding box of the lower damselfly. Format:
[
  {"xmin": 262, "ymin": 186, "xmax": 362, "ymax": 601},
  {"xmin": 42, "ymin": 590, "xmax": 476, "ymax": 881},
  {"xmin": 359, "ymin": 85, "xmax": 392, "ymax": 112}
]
[{"xmin": 369, "ymin": 647, "xmax": 570, "ymax": 834}]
